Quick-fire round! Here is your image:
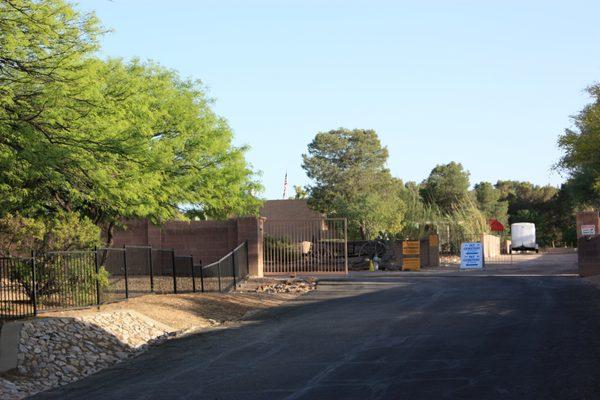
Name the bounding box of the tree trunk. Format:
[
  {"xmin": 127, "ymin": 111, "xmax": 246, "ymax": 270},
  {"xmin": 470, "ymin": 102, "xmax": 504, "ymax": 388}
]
[
  {"xmin": 359, "ymin": 225, "xmax": 367, "ymax": 241},
  {"xmin": 105, "ymin": 221, "xmax": 115, "ymax": 248}
]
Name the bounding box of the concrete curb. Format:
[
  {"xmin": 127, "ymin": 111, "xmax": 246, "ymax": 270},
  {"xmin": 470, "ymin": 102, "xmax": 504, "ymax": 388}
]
[{"xmin": 0, "ymin": 320, "xmax": 24, "ymax": 373}]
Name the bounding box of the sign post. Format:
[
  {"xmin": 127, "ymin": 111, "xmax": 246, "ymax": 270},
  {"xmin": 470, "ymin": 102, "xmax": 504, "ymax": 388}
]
[{"xmin": 460, "ymin": 242, "xmax": 483, "ymax": 270}]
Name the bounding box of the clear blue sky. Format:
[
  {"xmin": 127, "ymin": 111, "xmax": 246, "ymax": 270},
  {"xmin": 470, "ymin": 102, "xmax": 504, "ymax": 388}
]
[{"xmin": 81, "ymin": 0, "xmax": 600, "ymax": 199}]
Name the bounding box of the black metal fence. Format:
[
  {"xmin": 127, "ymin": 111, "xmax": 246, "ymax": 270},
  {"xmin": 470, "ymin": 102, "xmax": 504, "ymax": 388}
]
[{"xmin": 0, "ymin": 241, "xmax": 249, "ymax": 321}]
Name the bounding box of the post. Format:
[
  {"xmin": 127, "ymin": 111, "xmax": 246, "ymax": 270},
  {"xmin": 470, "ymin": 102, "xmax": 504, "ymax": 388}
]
[
  {"xmin": 232, "ymin": 251, "xmax": 237, "ymax": 290},
  {"xmin": 481, "ymin": 234, "xmax": 486, "ymax": 270},
  {"xmin": 190, "ymin": 256, "xmax": 196, "ymax": 293},
  {"xmin": 245, "ymin": 240, "xmax": 249, "ymax": 278},
  {"xmin": 199, "ymin": 260, "xmax": 204, "ymax": 293},
  {"xmin": 94, "ymin": 246, "xmax": 100, "ymax": 308},
  {"xmin": 31, "ymin": 250, "xmax": 38, "ymax": 316},
  {"xmin": 344, "ymin": 218, "xmax": 349, "ymax": 275},
  {"xmin": 217, "ymin": 259, "xmax": 222, "ymax": 293},
  {"xmin": 123, "ymin": 246, "xmax": 129, "ymax": 299},
  {"xmin": 148, "ymin": 247, "xmax": 154, "ymax": 293},
  {"xmin": 171, "ymin": 249, "xmax": 177, "ymax": 294}
]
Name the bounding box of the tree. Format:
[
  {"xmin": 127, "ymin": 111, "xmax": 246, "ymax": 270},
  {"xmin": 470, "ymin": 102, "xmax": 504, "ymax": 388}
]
[
  {"xmin": 302, "ymin": 128, "xmax": 405, "ymax": 240},
  {"xmin": 558, "ymin": 83, "xmax": 600, "ymax": 208},
  {"xmin": 0, "ymin": 1, "xmax": 262, "ymax": 246},
  {"xmin": 0, "ymin": 211, "xmax": 108, "ymax": 301},
  {"xmin": 473, "ymin": 182, "xmax": 508, "ymax": 223},
  {"xmin": 494, "ymin": 180, "xmax": 575, "ymax": 246},
  {"xmin": 420, "ymin": 162, "xmax": 470, "ymax": 213},
  {"xmin": 291, "ymin": 185, "xmax": 307, "ymax": 199}
]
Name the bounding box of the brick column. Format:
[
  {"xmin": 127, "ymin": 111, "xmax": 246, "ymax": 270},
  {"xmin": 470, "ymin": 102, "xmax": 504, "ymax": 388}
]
[
  {"xmin": 576, "ymin": 211, "xmax": 600, "ymax": 238},
  {"xmin": 236, "ymin": 217, "xmax": 264, "ymax": 277}
]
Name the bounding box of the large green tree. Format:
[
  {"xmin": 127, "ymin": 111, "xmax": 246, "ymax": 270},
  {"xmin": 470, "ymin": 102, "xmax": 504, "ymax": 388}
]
[
  {"xmin": 473, "ymin": 181, "xmax": 508, "ymax": 224},
  {"xmin": 420, "ymin": 162, "xmax": 470, "ymax": 214},
  {"xmin": 302, "ymin": 128, "xmax": 405, "ymax": 240},
  {"xmin": 558, "ymin": 83, "xmax": 600, "ymax": 208},
  {"xmin": 0, "ymin": 0, "xmax": 261, "ymax": 247},
  {"xmin": 494, "ymin": 180, "xmax": 575, "ymax": 246}
]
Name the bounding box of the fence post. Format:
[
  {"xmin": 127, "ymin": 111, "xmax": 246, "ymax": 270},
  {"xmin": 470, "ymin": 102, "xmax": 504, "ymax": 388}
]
[
  {"xmin": 123, "ymin": 246, "xmax": 129, "ymax": 299},
  {"xmin": 148, "ymin": 247, "xmax": 154, "ymax": 293},
  {"xmin": 190, "ymin": 256, "xmax": 196, "ymax": 293},
  {"xmin": 94, "ymin": 246, "xmax": 100, "ymax": 308},
  {"xmin": 31, "ymin": 250, "xmax": 38, "ymax": 317},
  {"xmin": 344, "ymin": 219, "xmax": 349, "ymax": 275},
  {"xmin": 232, "ymin": 250, "xmax": 237, "ymax": 290},
  {"xmin": 171, "ymin": 249, "xmax": 177, "ymax": 294},
  {"xmin": 217, "ymin": 259, "xmax": 222, "ymax": 293},
  {"xmin": 199, "ymin": 261, "xmax": 204, "ymax": 293},
  {"xmin": 245, "ymin": 240, "xmax": 249, "ymax": 278}
]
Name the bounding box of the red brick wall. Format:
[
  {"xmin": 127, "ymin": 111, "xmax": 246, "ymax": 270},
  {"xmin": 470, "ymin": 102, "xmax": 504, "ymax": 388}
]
[
  {"xmin": 260, "ymin": 199, "xmax": 322, "ymax": 220},
  {"xmin": 112, "ymin": 217, "xmax": 264, "ymax": 276},
  {"xmin": 576, "ymin": 211, "xmax": 600, "ymax": 238},
  {"xmin": 578, "ymin": 235, "xmax": 600, "ymax": 276}
]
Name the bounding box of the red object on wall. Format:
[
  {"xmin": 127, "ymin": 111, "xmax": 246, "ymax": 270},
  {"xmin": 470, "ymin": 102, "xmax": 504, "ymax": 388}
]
[{"xmin": 488, "ymin": 219, "xmax": 505, "ymax": 232}]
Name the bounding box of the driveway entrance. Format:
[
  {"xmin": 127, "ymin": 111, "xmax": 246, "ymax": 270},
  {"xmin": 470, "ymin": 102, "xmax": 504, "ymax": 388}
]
[{"xmin": 35, "ymin": 253, "xmax": 600, "ymax": 400}]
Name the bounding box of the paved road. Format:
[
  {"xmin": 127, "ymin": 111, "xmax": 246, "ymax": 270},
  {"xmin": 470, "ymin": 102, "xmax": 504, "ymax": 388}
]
[{"xmin": 34, "ymin": 254, "xmax": 600, "ymax": 399}]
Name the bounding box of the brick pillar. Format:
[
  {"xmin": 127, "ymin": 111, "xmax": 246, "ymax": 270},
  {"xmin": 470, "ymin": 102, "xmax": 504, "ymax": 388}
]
[
  {"xmin": 236, "ymin": 217, "xmax": 264, "ymax": 277},
  {"xmin": 576, "ymin": 211, "xmax": 600, "ymax": 238},
  {"xmin": 428, "ymin": 234, "xmax": 440, "ymax": 267},
  {"xmin": 420, "ymin": 237, "xmax": 430, "ymax": 268}
]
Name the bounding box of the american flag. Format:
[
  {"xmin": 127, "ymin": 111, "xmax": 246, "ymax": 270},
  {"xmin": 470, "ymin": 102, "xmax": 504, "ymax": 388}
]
[{"xmin": 282, "ymin": 171, "xmax": 288, "ymax": 199}]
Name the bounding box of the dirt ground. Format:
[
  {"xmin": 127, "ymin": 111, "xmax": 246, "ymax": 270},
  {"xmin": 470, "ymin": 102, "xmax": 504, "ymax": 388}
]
[{"xmin": 37, "ymin": 291, "xmax": 299, "ymax": 332}]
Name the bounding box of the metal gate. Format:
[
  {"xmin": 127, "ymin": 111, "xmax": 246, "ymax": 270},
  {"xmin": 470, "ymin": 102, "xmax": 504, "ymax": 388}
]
[{"xmin": 263, "ymin": 218, "xmax": 348, "ymax": 275}]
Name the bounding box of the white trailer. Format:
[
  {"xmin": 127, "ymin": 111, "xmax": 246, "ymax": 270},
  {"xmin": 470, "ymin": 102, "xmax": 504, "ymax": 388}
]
[{"xmin": 510, "ymin": 222, "xmax": 539, "ymax": 253}]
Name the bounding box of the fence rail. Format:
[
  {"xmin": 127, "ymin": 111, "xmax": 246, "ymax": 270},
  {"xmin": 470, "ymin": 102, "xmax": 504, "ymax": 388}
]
[{"xmin": 0, "ymin": 241, "xmax": 249, "ymax": 321}]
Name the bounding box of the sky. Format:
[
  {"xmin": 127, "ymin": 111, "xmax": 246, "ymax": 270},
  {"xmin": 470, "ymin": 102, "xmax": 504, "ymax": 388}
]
[{"xmin": 81, "ymin": 0, "xmax": 600, "ymax": 199}]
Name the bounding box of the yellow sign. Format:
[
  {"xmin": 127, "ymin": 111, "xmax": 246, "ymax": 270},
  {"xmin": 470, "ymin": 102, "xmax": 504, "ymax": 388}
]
[
  {"xmin": 402, "ymin": 257, "xmax": 420, "ymax": 271},
  {"xmin": 402, "ymin": 241, "xmax": 420, "ymax": 255}
]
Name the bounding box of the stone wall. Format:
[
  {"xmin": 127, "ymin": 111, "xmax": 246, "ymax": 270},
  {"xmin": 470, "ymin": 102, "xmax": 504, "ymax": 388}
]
[{"xmin": 0, "ymin": 311, "xmax": 175, "ymax": 399}]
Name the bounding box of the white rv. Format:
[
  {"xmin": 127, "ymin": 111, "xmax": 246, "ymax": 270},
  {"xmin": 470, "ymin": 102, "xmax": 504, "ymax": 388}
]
[{"xmin": 510, "ymin": 222, "xmax": 539, "ymax": 253}]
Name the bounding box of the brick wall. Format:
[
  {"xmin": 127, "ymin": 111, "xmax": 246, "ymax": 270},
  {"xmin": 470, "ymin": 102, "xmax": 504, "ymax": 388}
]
[
  {"xmin": 576, "ymin": 211, "xmax": 600, "ymax": 238},
  {"xmin": 578, "ymin": 235, "xmax": 600, "ymax": 277},
  {"xmin": 112, "ymin": 217, "xmax": 264, "ymax": 277},
  {"xmin": 260, "ymin": 199, "xmax": 323, "ymax": 220}
]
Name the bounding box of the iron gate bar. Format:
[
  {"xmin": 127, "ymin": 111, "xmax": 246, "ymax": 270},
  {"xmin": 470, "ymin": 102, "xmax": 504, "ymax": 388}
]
[
  {"xmin": 263, "ymin": 218, "xmax": 348, "ymax": 276},
  {"xmin": 31, "ymin": 251, "xmax": 37, "ymax": 316}
]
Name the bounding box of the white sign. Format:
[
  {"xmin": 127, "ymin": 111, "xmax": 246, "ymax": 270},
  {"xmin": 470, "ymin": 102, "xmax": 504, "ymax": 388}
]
[
  {"xmin": 581, "ymin": 225, "xmax": 596, "ymax": 236},
  {"xmin": 460, "ymin": 242, "xmax": 483, "ymax": 269}
]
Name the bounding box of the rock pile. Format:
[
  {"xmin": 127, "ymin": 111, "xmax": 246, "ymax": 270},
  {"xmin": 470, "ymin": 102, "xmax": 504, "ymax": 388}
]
[
  {"xmin": 0, "ymin": 311, "xmax": 175, "ymax": 399},
  {"xmin": 255, "ymin": 279, "xmax": 317, "ymax": 294}
]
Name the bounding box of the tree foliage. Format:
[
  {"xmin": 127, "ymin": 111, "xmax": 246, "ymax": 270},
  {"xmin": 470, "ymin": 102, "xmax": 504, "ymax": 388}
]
[
  {"xmin": 420, "ymin": 162, "xmax": 470, "ymax": 213},
  {"xmin": 302, "ymin": 128, "xmax": 405, "ymax": 240},
  {"xmin": 558, "ymin": 83, "xmax": 600, "ymax": 208},
  {"xmin": 495, "ymin": 180, "xmax": 575, "ymax": 246},
  {"xmin": 0, "ymin": 212, "xmax": 100, "ymax": 256},
  {"xmin": 473, "ymin": 182, "xmax": 508, "ymax": 224},
  {"xmin": 0, "ymin": 0, "xmax": 261, "ymax": 249}
]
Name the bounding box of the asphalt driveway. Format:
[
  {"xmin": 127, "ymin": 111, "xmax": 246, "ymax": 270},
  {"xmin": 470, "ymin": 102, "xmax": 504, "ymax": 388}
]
[{"xmin": 33, "ymin": 254, "xmax": 600, "ymax": 399}]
